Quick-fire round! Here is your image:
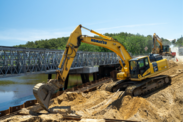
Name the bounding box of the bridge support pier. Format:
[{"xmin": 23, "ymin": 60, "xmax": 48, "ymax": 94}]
[
  {"xmin": 48, "ymin": 74, "xmax": 52, "ymax": 80},
  {"xmin": 93, "ymin": 72, "xmax": 97, "ymax": 81},
  {"xmin": 81, "ymin": 74, "xmax": 89, "ymax": 84},
  {"xmin": 98, "ymin": 64, "xmax": 120, "ymax": 80}
]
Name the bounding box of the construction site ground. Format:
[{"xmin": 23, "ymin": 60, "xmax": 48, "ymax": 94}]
[{"xmin": 1, "ymin": 60, "xmax": 183, "ymax": 122}]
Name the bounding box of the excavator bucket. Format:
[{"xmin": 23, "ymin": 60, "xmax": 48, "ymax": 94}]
[
  {"xmin": 33, "ymin": 79, "xmax": 62, "ymax": 112},
  {"xmin": 33, "ymin": 83, "xmax": 52, "ymax": 111}
]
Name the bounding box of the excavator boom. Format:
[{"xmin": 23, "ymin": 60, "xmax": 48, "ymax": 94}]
[
  {"xmin": 56, "ymin": 25, "xmax": 132, "ymax": 85},
  {"xmin": 33, "ymin": 25, "xmax": 132, "ymax": 111}
]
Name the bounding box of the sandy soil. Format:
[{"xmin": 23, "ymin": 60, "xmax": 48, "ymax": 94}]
[{"xmin": 2, "ymin": 60, "xmax": 183, "ymax": 122}]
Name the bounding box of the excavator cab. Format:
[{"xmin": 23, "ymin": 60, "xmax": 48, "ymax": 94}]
[
  {"xmin": 129, "ymin": 56, "xmax": 150, "ymax": 78},
  {"xmin": 162, "ymin": 45, "xmax": 170, "ymax": 53}
]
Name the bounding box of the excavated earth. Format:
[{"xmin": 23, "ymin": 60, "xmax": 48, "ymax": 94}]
[{"xmin": 2, "ymin": 60, "xmax": 183, "ymax": 122}]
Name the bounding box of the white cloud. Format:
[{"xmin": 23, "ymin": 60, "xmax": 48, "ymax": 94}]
[
  {"xmin": 0, "ymin": 29, "xmax": 71, "ymax": 42},
  {"xmin": 0, "ymin": 23, "xmax": 168, "ymax": 44}
]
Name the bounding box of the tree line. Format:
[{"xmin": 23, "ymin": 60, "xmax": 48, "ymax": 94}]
[
  {"xmin": 14, "ymin": 32, "xmax": 174, "ymax": 55},
  {"xmin": 172, "ymin": 36, "xmax": 183, "ymax": 47}
]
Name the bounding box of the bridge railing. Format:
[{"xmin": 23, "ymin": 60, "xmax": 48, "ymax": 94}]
[{"xmin": 0, "ymin": 46, "xmax": 119, "ymax": 77}]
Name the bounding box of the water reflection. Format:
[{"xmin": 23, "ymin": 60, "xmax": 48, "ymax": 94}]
[
  {"xmin": 0, "ymin": 91, "xmax": 14, "ymax": 103},
  {"xmin": 0, "ymin": 95, "xmax": 35, "ymax": 111},
  {"xmin": 0, "ymin": 84, "xmax": 35, "ymax": 111},
  {"xmin": 0, "ymin": 84, "xmax": 35, "ymax": 100},
  {"xmin": 0, "ymin": 73, "xmax": 92, "ymax": 111}
]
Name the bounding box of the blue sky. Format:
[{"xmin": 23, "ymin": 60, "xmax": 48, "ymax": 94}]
[{"xmin": 0, "ymin": 0, "xmax": 183, "ymax": 46}]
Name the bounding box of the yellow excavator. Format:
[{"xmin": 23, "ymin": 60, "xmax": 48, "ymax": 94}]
[
  {"xmin": 33, "ymin": 25, "xmax": 171, "ymax": 111},
  {"xmin": 152, "ymin": 33, "xmax": 176, "ymax": 57}
]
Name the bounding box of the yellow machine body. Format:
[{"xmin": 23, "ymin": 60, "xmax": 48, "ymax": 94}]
[
  {"xmin": 33, "ymin": 25, "xmax": 170, "ymax": 112},
  {"xmin": 56, "ymin": 25, "xmax": 169, "ymax": 84}
]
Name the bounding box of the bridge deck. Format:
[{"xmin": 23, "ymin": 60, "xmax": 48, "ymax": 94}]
[{"xmin": 0, "ymin": 46, "xmax": 119, "ymax": 78}]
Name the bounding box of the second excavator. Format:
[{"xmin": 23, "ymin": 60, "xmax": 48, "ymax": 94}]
[
  {"xmin": 152, "ymin": 33, "xmax": 176, "ymax": 58},
  {"xmin": 33, "ymin": 25, "xmax": 171, "ymax": 111}
]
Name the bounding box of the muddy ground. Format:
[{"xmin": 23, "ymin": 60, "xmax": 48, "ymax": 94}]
[{"xmin": 2, "ymin": 60, "xmax": 183, "ymax": 122}]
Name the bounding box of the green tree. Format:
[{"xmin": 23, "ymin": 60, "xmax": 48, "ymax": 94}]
[{"xmin": 13, "ymin": 31, "xmax": 171, "ymax": 55}]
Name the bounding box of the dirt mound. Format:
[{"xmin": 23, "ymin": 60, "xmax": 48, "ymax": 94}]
[
  {"xmin": 128, "ymin": 76, "xmax": 183, "ymax": 121},
  {"xmin": 97, "ymin": 79, "xmax": 113, "ymax": 90},
  {"xmin": 119, "ymin": 96, "xmax": 152, "ymax": 120},
  {"xmin": 2, "ymin": 60, "xmax": 183, "ymax": 122},
  {"xmin": 168, "ymin": 60, "xmax": 178, "ymax": 68},
  {"xmin": 3, "ymin": 114, "xmax": 64, "ymax": 122},
  {"xmin": 59, "ymin": 92, "xmax": 84, "ymax": 101},
  {"xmin": 51, "ymin": 92, "xmax": 86, "ymax": 107}
]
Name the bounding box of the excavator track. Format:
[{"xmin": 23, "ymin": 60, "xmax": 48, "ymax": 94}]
[
  {"xmin": 105, "ymin": 80, "xmax": 134, "ymax": 92},
  {"xmin": 105, "ymin": 75, "xmax": 171, "ymax": 97},
  {"xmin": 125, "ymin": 75, "xmax": 171, "ymax": 96},
  {"xmin": 105, "ymin": 80, "xmax": 125, "ymax": 92}
]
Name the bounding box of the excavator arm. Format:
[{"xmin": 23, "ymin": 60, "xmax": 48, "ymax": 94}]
[
  {"xmin": 56, "ymin": 25, "xmax": 132, "ymax": 86},
  {"xmin": 152, "ymin": 33, "xmax": 163, "ymax": 54},
  {"xmin": 33, "ymin": 25, "xmax": 132, "ymax": 111}
]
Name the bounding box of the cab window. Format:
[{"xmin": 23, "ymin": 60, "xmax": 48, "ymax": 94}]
[
  {"xmin": 138, "ymin": 59, "xmax": 144, "ymax": 68},
  {"xmin": 144, "ymin": 57, "xmax": 150, "ymax": 70},
  {"xmin": 145, "ymin": 58, "xmax": 149, "ymax": 65},
  {"xmin": 129, "ymin": 60, "xmax": 138, "ymax": 78},
  {"xmin": 162, "ymin": 46, "xmax": 169, "ymax": 52},
  {"xmin": 130, "ymin": 61, "xmax": 137, "ymax": 70},
  {"xmin": 138, "ymin": 57, "xmax": 150, "ymax": 76}
]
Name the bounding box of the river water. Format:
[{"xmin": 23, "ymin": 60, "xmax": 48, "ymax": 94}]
[{"xmin": 0, "ymin": 74, "xmax": 92, "ymax": 111}]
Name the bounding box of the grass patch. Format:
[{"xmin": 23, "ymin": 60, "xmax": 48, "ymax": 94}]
[
  {"xmin": 0, "ymin": 80, "xmax": 17, "ymax": 85},
  {"xmin": 25, "ymin": 80, "xmax": 47, "ymax": 84},
  {"xmin": 0, "ymin": 80, "xmax": 47, "ymax": 85},
  {"xmin": 0, "ymin": 74, "xmax": 93, "ymax": 86},
  {"xmin": 68, "ymin": 83, "xmax": 83, "ymax": 88}
]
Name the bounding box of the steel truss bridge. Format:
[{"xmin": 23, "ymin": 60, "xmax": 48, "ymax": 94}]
[{"xmin": 0, "ymin": 46, "xmax": 119, "ymax": 78}]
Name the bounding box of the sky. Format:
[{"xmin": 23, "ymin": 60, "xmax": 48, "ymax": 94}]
[{"xmin": 0, "ymin": 0, "xmax": 183, "ymax": 46}]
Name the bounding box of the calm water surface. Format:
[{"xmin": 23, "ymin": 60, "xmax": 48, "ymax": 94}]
[{"xmin": 0, "ymin": 73, "xmax": 92, "ymax": 111}]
